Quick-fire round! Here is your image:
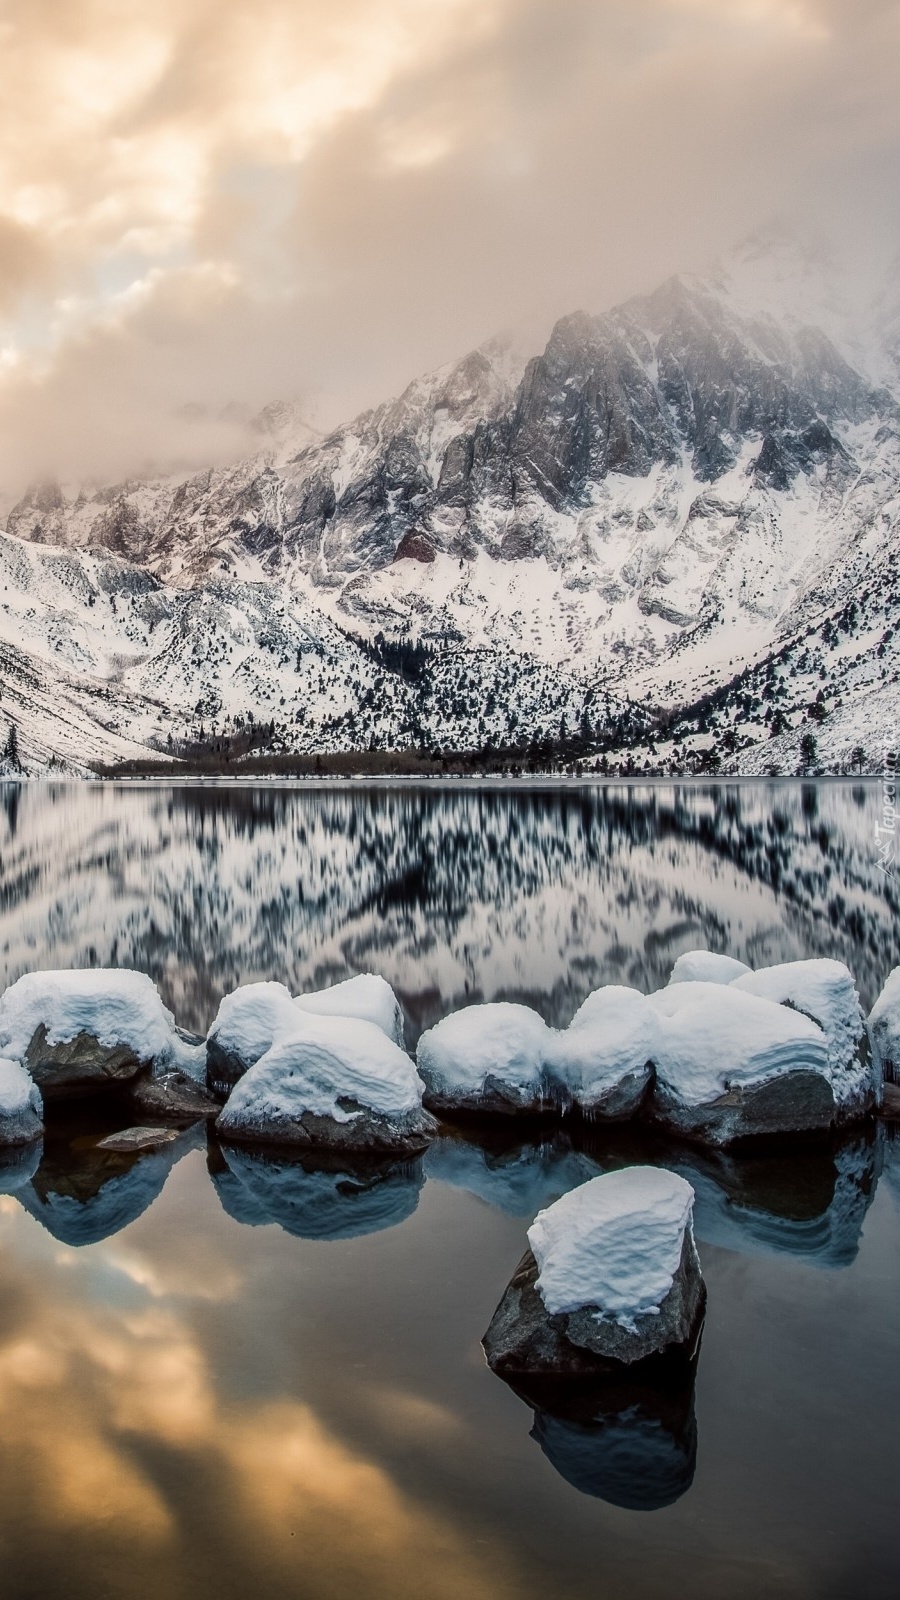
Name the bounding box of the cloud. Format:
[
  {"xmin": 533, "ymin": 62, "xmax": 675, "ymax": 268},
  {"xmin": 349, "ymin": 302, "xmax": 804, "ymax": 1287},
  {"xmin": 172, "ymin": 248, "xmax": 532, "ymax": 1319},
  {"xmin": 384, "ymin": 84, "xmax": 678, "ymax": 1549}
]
[{"xmin": 0, "ymin": 0, "xmax": 897, "ymax": 494}]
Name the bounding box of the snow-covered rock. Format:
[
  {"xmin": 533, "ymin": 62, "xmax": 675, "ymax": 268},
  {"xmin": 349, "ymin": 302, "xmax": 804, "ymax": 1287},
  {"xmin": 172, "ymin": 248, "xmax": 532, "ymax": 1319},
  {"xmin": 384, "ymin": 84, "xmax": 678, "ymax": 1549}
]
[
  {"xmin": 482, "ymin": 1167, "xmax": 705, "ymax": 1376},
  {"xmin": 206, "ymin": 981, "xmax": 299, "ymax": 1096},
  {"xmin": 294, "ymin": 974, "xmax": 406, "ymax": 1049},
  {"xmin": 207, "ymin": 976, "xmax": 406, "ymax": 1097},
  {"xmin": 646, "ymin": 981, "xmax": 837, "ymax": 1145},
  {"xmin": 0, "ymin": 1057, "xmax": 43, "ymax": 1145},
  {"xmin": 216, "ymin": 1012, "xmax": 437, "ymax": 1154},
  {"xmin": 731, "ymin": 959, "xmax": 872, "ymax": 1114},
  {"xmin": 211, "ymin": 1143, "xmax": 424, "ymax": 1240},
  {"xmin": 0, "ymin": 969, "xmax": 187, "ymax": 1097},
  {"xmin": 549, "ymin": 986, "xmax": 658, "ymax": 1119},
  {"xmin": 669, "ymin": 951, "xmax": 751, "ymax": 986},
  {"xmin": 416, "ymin": 1002, "xmax": 555, "ymax": 1116},
  {"xmin": 867, "ymin": 966, "xmax": 900, "ymax": 1089}
]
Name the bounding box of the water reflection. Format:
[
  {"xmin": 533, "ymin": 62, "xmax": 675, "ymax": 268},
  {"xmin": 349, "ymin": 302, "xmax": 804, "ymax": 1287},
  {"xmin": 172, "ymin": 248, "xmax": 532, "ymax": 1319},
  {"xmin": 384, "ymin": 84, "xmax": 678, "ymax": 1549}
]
[
  {"xmin": 19, "ymin": 1122, "xmax": 201, "ymax": 1246},
  {"xmin": 0, "ymin": 1139, "xmax": 40, "ymax": 1194},
  {"xmin": 425, "ymin": 1124, "xmax": 883, "ymax": 1270},
  {"xmin": 209, "ymin": 1140, "xmax": 425, "ymax": 1241},
  {"xmin": 514, "ymin": 1372, "xmax": 699, "ymax": 1510},
  {"xmin": 0, "ymin": 781, "xmax": 895, "ymax": 1040}
]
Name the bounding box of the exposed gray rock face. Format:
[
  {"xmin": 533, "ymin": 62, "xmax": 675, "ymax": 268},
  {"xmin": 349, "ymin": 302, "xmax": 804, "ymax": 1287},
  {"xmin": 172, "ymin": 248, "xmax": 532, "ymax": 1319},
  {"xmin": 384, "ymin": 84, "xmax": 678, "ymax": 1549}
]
[
  {"xmin": 647, "ymin": 1070, "xmax": 837, "ymax": 1148},
  {"xmin": 129, "ymin": 1069, "xmax": 220, "ymax": 1123},
  {"xmin": 96, "ymin": 1126, "xmax": 181, "ymax": 1153},
  {"xmin": 483, "ymin": 1233, "xmax": 705, "ymax": 1378},
  {"xmin": 216, "ymin": 1101, "xmax": 438, "ymax": 1158},
  {"xmin": 24, "ymin": 1025, "xmax": 147, "ymax": 1098}
]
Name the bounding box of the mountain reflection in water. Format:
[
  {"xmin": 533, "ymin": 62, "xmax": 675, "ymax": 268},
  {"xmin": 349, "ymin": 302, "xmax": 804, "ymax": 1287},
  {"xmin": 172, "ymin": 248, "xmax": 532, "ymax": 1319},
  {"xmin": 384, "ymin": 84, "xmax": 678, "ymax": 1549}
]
[{"xmin": 0, "ymin": 780, "xmax": 896, "ymax": 1041}]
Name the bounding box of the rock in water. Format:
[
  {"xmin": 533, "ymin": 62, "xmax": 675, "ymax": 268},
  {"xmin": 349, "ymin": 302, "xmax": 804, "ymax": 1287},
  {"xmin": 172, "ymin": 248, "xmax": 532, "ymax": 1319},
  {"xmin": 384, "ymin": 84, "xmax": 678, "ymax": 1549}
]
[
  {"xmin": 416, "ymin": 1002, "xmax": 556, "ymax": 1116},
  {"xmin": 0, "ymin": 969, "xmax": 187, "ymax": 1097},
  {"xmin": 207, "ymin": 975, "xmax": 406, "ymax": 1098},
  {"xmin": 130, "ymin": 1068, "xmax": 221, "ymax": 1123},
  {"xmin": 869, "ymin": 966, "xmax": 900, "ymax": 1091},
  {"xmin": 216, "ymin": 1011, "xmax": 437, "ymax": 1155},
  {"xmin": 0, "ymin": 1057, "xmax": 43, "ymax": 1146},
  {"xmin": 483, "ymin": 1168, "xmax": 705, "ymax": 1376},
  {"xmin": 731, "ymin": 959, "xmax": 873, "ymax": 1117},
  {"xmin": 548, "ymin": 986, "xmax": 658, "ymax": 1120},
  {"xmin": 646, "ymin": 982, "xmax": 837, "ymax": 1146},
  {"xmin": 96, "ymin": 1127, "xmax": 181, "ymax": 1153},
  {"xmin": 668, "ymin": 951, "xmax": 751, "ymax": 985}
]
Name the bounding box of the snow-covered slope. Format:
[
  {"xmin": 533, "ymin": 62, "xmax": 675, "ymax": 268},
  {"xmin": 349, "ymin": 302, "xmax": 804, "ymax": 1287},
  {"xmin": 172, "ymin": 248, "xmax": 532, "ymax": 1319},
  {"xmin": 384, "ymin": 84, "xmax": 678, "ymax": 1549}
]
[{"xmin": 2, "ymin": 233, "xmax": 898, "ymax": 773}]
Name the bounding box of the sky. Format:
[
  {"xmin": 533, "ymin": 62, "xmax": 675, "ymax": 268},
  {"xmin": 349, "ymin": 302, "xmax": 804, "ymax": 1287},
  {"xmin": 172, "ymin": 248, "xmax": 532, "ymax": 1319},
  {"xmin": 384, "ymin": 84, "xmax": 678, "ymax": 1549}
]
[{"xmin": 0, "ymin": 0, "xmax": 897, "ymax": 491}]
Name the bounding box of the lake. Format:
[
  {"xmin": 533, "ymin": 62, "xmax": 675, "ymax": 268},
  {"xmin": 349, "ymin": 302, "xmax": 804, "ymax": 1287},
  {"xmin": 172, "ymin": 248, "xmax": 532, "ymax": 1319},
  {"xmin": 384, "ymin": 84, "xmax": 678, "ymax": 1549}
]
[{"xmin": 0, "ymin": 779, "xmax": 897, "ymax": 1599}]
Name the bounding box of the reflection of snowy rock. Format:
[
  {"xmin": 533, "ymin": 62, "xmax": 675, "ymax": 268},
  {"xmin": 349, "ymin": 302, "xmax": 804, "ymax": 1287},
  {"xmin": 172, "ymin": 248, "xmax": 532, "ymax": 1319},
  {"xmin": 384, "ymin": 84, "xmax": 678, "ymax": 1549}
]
[
  {"xmin": 19, "ymin": 1125, "xmax": 199, "ymax": 1246},
  {"xmin": 0, "ymin": 1138, "xmax": 41, "ymax": 1193},
  {"xmin": 0, "ymin": 969, "xmax": 189, "ymax": 1098},
  {"xmin": 879, "ymin": 1126, "xmax": 900, "ymax": 1213},
  {"xmin": 869, "ymin": 966, "xmax": 900, "ymax": 1088},
  {"xmin": 667, "ymin": 1135, "xmax": 880, "ymax": 1269},
  {"xmin": 669, "ymin": 951, "xmax": 751, "ymax": 985},
  {"xmin": 216, "ymin": 1012, "xmax": 436, "ymax": 1155},
  {"xmin": 417, "ymin": 1003, "xmax": 554, "ymax": 1116},
  {"xmin": 549, "ymin": 987, "xmax": 657, "ymax": 1120},
  {"xmin": 207, "ymin": 976, "xmax": 406, "ymax": 1097},
  {"xmin": 209, "ymin": 1142, "xmax": 424, "ymax": 1241},
  {"xmin": 732, "ymin": 960, "xmax": 872, "ymax": 1114},
  {"xmin": 0, "ymin": 1057, "xmax": 43, "ymax": 1145},
  {"xmin": 484, "ymin": 1169, "xmax": 705, "ymax": 1376},
  {"xmin": 647, "ymin": 983, "xmax": 835, "ymax": 1146},
  {"xmin": 425, "ymin": 1133, "xmax": 602, "ymax": 1217},
  {"xmin": 524, "ymin": 1374, "xmax": 698, "ymax": 1509}
]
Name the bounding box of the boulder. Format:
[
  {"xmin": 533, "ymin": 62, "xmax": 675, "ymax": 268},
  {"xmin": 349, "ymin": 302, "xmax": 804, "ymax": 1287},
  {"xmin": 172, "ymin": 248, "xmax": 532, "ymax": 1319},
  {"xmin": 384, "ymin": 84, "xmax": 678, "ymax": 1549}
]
[
  {"xmin": 207, "ymin": 975, "xmax": 406, "ymax": 1097},
  {"xmin": 869, "ymin": 966, "xmax": 900, "ymax": 1090},
  {"xmin": 0, "ymin": 1056, "xmax": 43, "ymax": 1146},
  {"xmin": 646, "ymin": 982, "xmax": 836, "ymax": 1146},
  {"xmin": 417, "ymin": 1002, "xmax": 555, "ymax": 1116},
  {"xmin": 0, "ymin": 969, "xmax": 189, "ymax": 1098},
  {"xmin": 548, "ymin": 986, "xmax": 658, "ymax": 1120},
  {"xmin": 669, "ymin": 950, "xmax": 751, "ymax": 985},
  {"xmin": 216, "ymin": 1011, "xmax": 437, "ymax": 1155},
  {"xmin": 130, "ymin": 1067, "xmax": 221, "ymax": 1123},
  {"xmin": 483, "ymin": 1168, "xmax": 705, "ymax": 1377},
  {"xmin": 731, "ymin": 959, "xmax": 873, "ymax": 1117}
]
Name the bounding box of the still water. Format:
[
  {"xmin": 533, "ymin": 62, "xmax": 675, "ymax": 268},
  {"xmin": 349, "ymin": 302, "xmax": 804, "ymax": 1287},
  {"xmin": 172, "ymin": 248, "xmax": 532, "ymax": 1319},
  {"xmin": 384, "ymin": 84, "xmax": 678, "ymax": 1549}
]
[{"xmin": 0, "ymin": 780, "xmax": 898, "ymax": 1600}]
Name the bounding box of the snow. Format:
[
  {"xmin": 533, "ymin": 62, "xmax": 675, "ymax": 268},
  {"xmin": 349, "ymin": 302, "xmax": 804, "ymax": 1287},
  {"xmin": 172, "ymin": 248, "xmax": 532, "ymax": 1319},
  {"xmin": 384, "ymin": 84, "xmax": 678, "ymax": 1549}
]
[
  {"xmin": 0, "ymin": 968, "xmax": 183, "ymax": 1069},
  {"xmin": 731, "ymin": 959, "xmax": 869, "ymax": 1106},
  {"xmin": 0, "ymin": 1056, "xmax": 42, "ymax": 1141},
  {"xmin": 217, "ymin": 1012, "xmax": 425, "ymax": 1136},
  {"xmin": 528, "ymin": 1167, "xmax": 696, "ymax": 1329},
  {"xmin": 869, "ymin": 966, "xmax": 900, "ymax": 1086},
  {"xmin": 294, "ymin": 973, "xmax": 405, "ymax": 1047},
  {"xmin": 549, "ymin": 986, "xmax": 659, "ymax": 1109},
  {"xmin": 207, "ymin": 981, "xmax": 300, "ymax": 1068},
  {"xmin": 416, "ymin": 1002, "xmax": 552, "ymax": 1102},
  {"xmin": 647, "ymin": 982, "xmax": 829, "ymax": 1106},
  {"xmin": 669, "ymin": 951, "xmax": 751, "ymax": 986}
]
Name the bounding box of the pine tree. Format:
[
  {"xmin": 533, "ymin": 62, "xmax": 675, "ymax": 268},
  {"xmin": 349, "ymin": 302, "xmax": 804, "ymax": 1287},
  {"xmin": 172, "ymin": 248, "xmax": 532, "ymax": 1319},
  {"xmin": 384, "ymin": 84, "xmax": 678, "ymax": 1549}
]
[{"xmin": 4, "ymin": 724, "xmax": 19, "ymax": 770}]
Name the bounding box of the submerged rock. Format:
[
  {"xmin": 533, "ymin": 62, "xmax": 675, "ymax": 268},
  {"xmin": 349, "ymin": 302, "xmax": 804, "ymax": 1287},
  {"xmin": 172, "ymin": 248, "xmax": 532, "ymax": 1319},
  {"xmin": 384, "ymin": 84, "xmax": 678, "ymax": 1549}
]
[
  {"xmin": 209, "ymin": 1141, "xmax": 424, "ymax": 1240},
  {"xmin": 216, "ymin": 1012, "xmax": 437, "ymax": 1155},
  {"xmin": 96, "ymin": 1126, "xmax": 181, "ymax": 1153},
  {"xmin": 483, "ymin": 1168, "xmax": 705, "ymax": 1377},
  {"xmin": 0, "ymin": 1057, "xmax": 43, "ymax": 1146}
]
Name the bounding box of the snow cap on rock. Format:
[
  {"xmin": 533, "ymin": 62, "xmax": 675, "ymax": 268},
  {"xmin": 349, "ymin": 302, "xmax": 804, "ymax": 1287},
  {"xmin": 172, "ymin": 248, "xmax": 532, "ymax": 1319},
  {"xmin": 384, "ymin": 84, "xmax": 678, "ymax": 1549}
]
[
  {"xmin": 528, "ymin": 1166, "xmax": 696, "ymax": 1328},
  {"xmin": 647, "ymin": 982, "xmax": 829, "ymax": 1106},
  {"xmin": 0, "ymin": 969, "xmax": 179, "ymax": 1067},
  {"xmin": 669, "ymin": 951, "xmax": 751, "ymax": 985},
  {"xmin": 294, "ymin": 973, "xmax": 405, "ymax": 1047}
]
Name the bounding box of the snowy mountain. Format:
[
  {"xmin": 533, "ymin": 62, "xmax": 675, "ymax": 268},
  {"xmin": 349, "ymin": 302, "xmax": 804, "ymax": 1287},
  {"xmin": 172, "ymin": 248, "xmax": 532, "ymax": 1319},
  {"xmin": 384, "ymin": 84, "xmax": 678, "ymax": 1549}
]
[{"xmin": 1, "ymin": 232, "xmax": 898, "ymax": 774}]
